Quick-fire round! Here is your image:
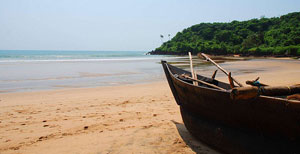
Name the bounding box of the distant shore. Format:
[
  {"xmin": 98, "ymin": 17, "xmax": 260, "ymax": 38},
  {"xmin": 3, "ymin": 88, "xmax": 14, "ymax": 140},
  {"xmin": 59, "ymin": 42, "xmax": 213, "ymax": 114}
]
[{"xmin": 148, "ymin": 51, "xmax": 300, "ymax": 59}]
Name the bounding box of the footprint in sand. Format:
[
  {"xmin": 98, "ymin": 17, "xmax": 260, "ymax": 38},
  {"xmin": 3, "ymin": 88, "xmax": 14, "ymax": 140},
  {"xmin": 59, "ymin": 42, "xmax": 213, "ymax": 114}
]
[
  {"xmin": 142, "ymin": 124, "xmax": 153, "ymax": 129},
  {"xmin": 173, "ymin": 138, "xmax": 183, "ymax": 144},
  {"xmin": 103, "ymin": 123, "xmax": 110, "ymax": 127}
]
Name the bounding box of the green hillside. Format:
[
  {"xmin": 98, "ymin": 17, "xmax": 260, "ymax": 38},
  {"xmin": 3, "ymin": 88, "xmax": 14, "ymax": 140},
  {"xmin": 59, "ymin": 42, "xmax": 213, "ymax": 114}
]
[{"xmin": 150, "ymin": 12, "xmax": 300, "ymax": 56}]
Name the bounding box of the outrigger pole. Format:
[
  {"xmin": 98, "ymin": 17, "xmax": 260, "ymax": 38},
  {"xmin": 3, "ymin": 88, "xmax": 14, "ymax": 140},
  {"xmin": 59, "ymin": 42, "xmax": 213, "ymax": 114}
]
[{"xmin": 200, "ymin": 53, "xmax": 244, "ymax": 87}]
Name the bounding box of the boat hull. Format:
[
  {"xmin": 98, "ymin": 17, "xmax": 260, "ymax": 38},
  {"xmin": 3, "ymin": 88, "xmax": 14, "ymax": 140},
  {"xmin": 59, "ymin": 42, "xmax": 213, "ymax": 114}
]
[
  {"xmin": 162, "ymin": 61, "xmax": 300, "ymax": 153},
  {"xmin": 181, "ymin": 106, "xmax": 300, "ymax": 153}
]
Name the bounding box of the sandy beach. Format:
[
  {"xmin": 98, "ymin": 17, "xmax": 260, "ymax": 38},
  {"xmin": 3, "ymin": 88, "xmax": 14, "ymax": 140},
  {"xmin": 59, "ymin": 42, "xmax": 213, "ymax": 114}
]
[
  {"xmin": 0, "ymin": 81, "xmax": 219, "ymax": 154},
  {"xmin": 1, "ymin": 59, "xmax": 300, "ymax": 154}
]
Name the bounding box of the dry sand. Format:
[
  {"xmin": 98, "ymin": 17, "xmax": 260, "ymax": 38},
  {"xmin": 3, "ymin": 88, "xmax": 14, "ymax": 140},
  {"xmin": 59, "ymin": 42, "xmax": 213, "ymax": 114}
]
[
  {"xmin": 0, "ymin": 59, "xmax": 299, "ymax": 154},
  {"xmin": 0, "ymin": 82, "xmax": 219, "ymax": 154}
]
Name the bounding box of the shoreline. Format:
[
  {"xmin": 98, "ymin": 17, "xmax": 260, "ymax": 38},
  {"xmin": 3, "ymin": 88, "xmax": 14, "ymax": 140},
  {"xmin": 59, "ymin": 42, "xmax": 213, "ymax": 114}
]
[
  {"xmin": 1, "ymin": 55, "xmax": 299, "ymax": 94},
  {"xmin": 0, "ymin": 78, "xmax": 165, "ymax": 94}
]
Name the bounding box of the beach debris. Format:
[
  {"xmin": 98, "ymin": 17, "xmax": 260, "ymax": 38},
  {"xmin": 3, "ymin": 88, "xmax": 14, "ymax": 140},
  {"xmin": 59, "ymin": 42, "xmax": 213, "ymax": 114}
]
[
  {"xmin": 119, "ymin": 119, "xmax": 124, "ymax": 122},
  {"xmin": 42, "ymin": 120, "xmax": 47, "ymax": 122},
  {"xmin": 43, "ymin": 125, "xmax": 49, "ymax": 127},
  {"xmin": 84, "ymin": 126, "xmax": 89, "ymax": 130}
]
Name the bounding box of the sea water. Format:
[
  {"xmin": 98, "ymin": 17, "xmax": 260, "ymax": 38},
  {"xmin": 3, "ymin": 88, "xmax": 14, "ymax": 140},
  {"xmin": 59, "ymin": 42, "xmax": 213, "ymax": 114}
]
[{"xmin": 0, "ymin": 50, "xmax": 181, "ymax": 93}]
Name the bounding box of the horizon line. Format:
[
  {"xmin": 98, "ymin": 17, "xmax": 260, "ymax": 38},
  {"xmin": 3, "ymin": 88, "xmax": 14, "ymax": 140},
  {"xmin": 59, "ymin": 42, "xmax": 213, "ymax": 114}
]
[{"xmin": 0, "ymin": 49, "xmax": 149, "ymax": 52}]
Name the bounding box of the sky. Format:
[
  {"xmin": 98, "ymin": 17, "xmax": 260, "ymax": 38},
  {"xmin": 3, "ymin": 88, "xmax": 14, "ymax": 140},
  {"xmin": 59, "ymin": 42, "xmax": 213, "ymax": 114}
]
[{"xmin": 0, "ymin": 0, "xmax": 299, "ymax": 51}]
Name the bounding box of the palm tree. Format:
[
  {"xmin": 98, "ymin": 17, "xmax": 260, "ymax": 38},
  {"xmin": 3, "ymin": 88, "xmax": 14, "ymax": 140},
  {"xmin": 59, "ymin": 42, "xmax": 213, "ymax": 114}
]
[
  {"xmin": 168, "ymin": 34, "xmax": 171, "ymax": 41},
  {"xmin": 160, "ymin": 34, "xmax": 164, "ymax": 44}
]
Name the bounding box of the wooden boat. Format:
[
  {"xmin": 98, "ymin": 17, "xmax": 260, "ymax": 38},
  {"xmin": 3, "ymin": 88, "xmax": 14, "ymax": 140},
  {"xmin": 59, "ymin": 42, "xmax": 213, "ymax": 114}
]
[{"xmin": 161, "ymin": 60, "xmax": 300, "ymax": 154}]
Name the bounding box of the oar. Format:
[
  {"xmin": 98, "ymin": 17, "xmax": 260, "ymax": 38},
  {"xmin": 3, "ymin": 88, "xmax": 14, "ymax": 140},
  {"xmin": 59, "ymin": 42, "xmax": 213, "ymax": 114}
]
[{"xmin": 200, "ymin": 53, "xmax": 244, "ymax": 87}]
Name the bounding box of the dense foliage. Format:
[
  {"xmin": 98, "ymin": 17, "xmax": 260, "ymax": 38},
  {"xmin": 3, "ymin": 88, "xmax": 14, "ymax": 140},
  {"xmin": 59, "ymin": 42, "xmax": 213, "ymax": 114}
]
[{"xmin": 150, "ymin": 12, "xmax": 300, "ymax": 56}]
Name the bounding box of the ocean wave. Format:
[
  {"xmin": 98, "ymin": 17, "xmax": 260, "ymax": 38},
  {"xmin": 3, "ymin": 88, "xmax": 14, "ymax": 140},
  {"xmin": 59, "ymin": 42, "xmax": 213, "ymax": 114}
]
[{"xmin": 0, "ymin": 56, "xmax": 184, "ymax": 63}]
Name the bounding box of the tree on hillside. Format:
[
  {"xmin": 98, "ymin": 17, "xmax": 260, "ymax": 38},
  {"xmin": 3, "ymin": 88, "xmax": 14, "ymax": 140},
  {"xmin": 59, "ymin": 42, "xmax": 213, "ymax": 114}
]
[{"xmin": 160, "ymin": 34, "xmax": 164, "ymax": 44}]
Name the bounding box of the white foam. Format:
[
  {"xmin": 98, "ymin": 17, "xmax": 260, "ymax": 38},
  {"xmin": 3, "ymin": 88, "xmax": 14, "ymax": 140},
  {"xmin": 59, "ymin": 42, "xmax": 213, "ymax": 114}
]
[{"xmin": 0, "ymin": 56, "xmax": 185, "ymax": 63}]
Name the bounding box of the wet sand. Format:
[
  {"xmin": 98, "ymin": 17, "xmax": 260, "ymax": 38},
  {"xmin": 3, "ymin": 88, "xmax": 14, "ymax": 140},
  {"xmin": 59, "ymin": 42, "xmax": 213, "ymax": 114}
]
[
  {"xmin": 0, "ymin": 59, "xmax": 299, "ymax": 154},
  {"xmin": 216, "ymin": 59, "xmax": 300, "ymax": 86}
]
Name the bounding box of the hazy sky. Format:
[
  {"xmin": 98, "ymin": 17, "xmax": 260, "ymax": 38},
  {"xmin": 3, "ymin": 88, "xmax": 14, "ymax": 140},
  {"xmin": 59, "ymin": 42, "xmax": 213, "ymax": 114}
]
[{"xmin": 0, "ymin": 0, "xmax": 299, "ymax": 51}]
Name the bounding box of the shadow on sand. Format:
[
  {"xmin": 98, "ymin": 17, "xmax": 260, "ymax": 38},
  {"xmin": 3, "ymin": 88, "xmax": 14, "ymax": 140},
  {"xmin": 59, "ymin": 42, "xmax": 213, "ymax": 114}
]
[{"xmin": 171, "ymin": 120, "xmax": 222, "ymax": 154}]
